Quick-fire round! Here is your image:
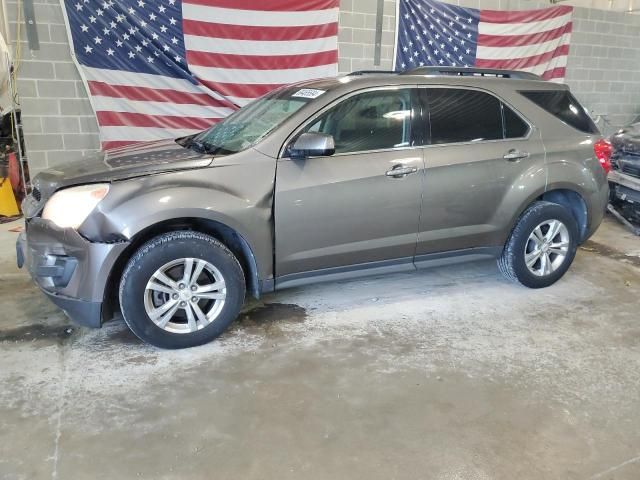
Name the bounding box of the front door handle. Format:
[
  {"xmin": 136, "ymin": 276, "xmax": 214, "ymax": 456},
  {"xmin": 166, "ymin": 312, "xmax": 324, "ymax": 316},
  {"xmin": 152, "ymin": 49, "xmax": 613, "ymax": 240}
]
[
  {"xmin": 503, "ymin": 149, "xmax": 530, "ymax": 161},
  {"xmin": 385, "ymin": 165, "xmax": 418, "ymax": 178}
]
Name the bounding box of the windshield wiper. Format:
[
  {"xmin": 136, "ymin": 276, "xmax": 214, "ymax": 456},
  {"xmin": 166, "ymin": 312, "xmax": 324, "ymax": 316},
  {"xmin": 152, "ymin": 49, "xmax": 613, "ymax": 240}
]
[{"xmin": 184, "ymin": 137, "xmax": 220, "ymax": 154}]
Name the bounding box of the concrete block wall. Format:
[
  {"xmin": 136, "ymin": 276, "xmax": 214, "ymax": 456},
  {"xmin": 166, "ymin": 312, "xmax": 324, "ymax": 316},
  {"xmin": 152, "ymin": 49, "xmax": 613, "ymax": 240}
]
[
  {"xmin": 5, "ymin": 0, "xmax": 640, "ymax": 174},
  {"xmin": 565, "ymin": 7, "xmax": 640, "ymax": 129},
  {"xmin": 338, "ymin": 0, "xmax": 397, "ymax": 72},
  {"xmin": 6, "ymin": 0, "xmax": 100, "ymax": 173}
]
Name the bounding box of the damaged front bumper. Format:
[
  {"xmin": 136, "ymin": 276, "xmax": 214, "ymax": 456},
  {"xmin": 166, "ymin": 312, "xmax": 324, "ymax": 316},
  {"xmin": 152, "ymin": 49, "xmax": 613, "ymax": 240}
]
[{"xmin": 16, "ymin": 218, "xmax": 129, "ymax": 328}]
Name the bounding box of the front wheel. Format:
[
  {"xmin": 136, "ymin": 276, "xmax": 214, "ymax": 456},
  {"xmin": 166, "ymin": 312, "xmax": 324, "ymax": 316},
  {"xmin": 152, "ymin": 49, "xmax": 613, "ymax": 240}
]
[
  {"xmin": 498, "ymin": 201, "xmax": 579, "ymax": 288},
  {"xmin": 119, "ymin": 231, "xmax": 246, "ymax": 349}
]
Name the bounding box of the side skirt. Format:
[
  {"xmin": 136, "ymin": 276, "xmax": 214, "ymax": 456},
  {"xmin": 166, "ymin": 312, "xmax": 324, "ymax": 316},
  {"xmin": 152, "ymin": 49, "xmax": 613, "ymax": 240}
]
[
  {"xmin": 414, "ymin": 246, "xmax": 501, "ymax": 269},
  {"xmin": 273, "ymin": 246, "xmax": 502, "ymax": 291}
]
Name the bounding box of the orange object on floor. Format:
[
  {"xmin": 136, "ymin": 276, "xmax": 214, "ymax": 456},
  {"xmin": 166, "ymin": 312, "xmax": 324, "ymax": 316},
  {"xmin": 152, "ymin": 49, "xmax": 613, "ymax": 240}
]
[
  {"xmin": 8, "ymin": 152, "xmax": 20, "ymax": 191},
  {"xmin": 0, "ymin": 177, "xmax": 19, "ymax": 216}
]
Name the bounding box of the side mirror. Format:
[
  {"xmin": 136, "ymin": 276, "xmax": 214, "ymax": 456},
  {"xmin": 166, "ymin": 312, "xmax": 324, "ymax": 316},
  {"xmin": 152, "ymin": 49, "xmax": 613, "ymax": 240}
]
[{"xmin": 288, "ymin": 132, "xmax": 335, "ymax": 159}]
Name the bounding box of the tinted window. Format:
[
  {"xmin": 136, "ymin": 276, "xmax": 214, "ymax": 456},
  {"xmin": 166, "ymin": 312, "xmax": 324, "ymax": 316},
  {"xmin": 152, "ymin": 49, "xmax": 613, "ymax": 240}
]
[
  {"xmin": 304, "ymin": 89, "xmax": 412, "ymax": 154},
  {"xmin": 426, "ymin": 89, "xmax": 503, "ymax": 144},
  {"xmin": 503, "ymin": 104, "xmax": 529, "ymax": 138},
  {"xmin": 520, "ymin": 90, "xmax": 598, "ymax": 134}
]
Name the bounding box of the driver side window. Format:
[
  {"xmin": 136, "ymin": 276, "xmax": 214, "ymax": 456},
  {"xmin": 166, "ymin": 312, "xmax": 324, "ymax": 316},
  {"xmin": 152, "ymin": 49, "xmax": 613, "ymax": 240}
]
[{"xmin": 303, "ymin": 89, "xmax": 412, "ymax": 154}]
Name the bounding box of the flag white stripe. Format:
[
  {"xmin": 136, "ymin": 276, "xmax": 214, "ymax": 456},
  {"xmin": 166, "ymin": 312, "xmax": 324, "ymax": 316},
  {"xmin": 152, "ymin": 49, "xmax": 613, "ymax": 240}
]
[
  {"xmin": 83, "ymin": 67, "xmax": 206, "ymax": 93},
  {"xmin": 478, "ymin": 13, "xmax": 572, "ymax": 36},
  {"xmin": 476, "ymin": 33, "xmax": 570, "ymax": 60},
  {"xmin": 92, "ymin": 96, "xmax": 234, "ymax": 118},
  {"xmin": 100, "ymin": 126, "xmax": 200, "ymax": 142},
  {"xmin": 184, "ymin": 35, "xmax": 338, "ymax": 56},
  {"xmin": 188, "ymin": 64, "xmax": 337, "ymax": 85},
  {"xmin": 226, "ymin": 97, "xmax": 253, "ymax": 107},
  {"xmin": 516, "ymin": 55, "xmax": 568, "ymax": 75},
  {"xmin": 181, "ymin": 4, "xmax": 339, "ymax": 27}
]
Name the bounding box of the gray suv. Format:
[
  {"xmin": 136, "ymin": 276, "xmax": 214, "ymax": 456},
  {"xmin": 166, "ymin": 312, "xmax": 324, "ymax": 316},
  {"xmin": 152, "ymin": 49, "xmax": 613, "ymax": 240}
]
[{"xmin": 17, "ymin": 67, "xmax": 609, "ymax": 348}]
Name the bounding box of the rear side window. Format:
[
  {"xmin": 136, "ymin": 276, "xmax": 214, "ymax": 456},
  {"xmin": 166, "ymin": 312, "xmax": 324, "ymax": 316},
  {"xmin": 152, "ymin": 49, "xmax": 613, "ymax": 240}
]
[
  {"xmin": 426, "ymin": 89, "xmax": 503, "ymax": 144},
  {"xmin": 503, "ymin": 105, "xmax": 529, "ymax": 138},
  {"xmin": 520, "ymin": 90, "xmax": 598, "ymax": 134}
]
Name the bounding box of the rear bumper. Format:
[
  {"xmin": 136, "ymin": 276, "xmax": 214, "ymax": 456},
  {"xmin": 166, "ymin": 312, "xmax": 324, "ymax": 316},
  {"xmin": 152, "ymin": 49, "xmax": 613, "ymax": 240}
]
[{"xmin": 16, "ymin": 218, "xmax": 129, "ymax": 328}]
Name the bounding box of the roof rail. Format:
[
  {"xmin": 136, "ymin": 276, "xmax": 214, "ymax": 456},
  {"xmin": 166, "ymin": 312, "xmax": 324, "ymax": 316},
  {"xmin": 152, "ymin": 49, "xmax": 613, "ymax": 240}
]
[
  {"xmin": 401, "ymin": 66, "xmax": 541, "ymax": 80},
  {"xmin": 347, "ymin": 70, "xmax": 398, "ymax": 76}
]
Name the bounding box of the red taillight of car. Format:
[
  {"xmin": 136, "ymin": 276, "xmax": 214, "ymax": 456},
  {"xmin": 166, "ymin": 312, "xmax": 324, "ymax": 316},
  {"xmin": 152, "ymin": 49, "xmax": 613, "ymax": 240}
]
[{"xmin": 594, "ymin": 138, "xmax": 613, "ymax": 174}]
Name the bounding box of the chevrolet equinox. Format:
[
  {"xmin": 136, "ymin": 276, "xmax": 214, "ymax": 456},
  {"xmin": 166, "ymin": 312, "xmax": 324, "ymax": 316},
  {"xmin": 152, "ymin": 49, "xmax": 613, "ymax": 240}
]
[{"xmin": 17, "ymin": 67, "xmax": 610, "ymax": 348}]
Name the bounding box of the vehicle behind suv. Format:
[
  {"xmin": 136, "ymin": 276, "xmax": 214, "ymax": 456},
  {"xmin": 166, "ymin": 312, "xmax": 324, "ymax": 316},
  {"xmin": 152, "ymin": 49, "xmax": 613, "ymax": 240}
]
[
  {"xmin": 609, "ymin": 116, "xmax": 640, "ymax": 225},
  {"xmin": 17, "ymin": 67, "xmax": 609, "ymax": 349}
]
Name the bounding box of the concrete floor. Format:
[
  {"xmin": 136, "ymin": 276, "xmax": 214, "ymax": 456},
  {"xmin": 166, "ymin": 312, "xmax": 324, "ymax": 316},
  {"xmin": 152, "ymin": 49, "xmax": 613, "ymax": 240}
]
[{"xmin": 1, "ymin": 216, "xmax": 639, "ymax": 480}]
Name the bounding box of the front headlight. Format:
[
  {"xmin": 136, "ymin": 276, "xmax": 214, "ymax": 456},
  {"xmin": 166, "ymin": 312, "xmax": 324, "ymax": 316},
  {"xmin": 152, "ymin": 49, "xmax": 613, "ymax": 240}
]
[{"xmin": 42, "ymin": 184, "xmax": 110, "ymax": 229}]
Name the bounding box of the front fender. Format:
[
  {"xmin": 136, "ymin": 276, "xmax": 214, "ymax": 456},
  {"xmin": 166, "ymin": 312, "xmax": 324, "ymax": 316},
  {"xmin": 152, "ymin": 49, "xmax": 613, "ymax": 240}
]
[{"xmin": 80, "ymin": 161, "xmax": 276, "ymax": 283}]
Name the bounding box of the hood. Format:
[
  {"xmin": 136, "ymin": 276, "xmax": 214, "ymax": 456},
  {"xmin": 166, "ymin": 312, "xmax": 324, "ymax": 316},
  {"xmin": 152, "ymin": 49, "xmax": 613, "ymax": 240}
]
[
  {"xmin": 33, "ymin": 138, "xmax": 211, "ymax": 190},
  {"xmin": 25, "ymin": 139, "xmax": 212, "ymax": 217},
  {"xmin": 37, "ymin": 138, "xmax": 212, "ymax": 186}
]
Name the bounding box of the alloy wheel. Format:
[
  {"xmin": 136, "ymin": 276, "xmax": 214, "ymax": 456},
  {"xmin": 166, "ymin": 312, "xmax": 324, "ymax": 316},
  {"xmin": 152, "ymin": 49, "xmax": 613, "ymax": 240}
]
[
  {"xmin": 143, "ymin": 258, "xmax": 227, "ymax": 334},
  {"xmin": 524, "ymin": 219, "xmax": 570, "ymax": 277}
]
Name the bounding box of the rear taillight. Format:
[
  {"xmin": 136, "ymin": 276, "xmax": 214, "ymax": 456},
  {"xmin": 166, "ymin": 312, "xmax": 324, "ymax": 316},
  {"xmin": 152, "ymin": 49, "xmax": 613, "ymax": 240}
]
[{"xmin": 594, "ymin": 138, "xmax": 613, "ymax": 174}]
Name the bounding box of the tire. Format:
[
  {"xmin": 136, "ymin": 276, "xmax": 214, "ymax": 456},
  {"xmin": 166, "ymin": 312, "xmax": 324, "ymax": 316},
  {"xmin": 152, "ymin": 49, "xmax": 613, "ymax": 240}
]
[
  {"xmin": 119, "ymin": 231, "xmax": 245, "ymax": 349},
  {"xmin": 498, "ymin": 201, "xmax": 579, "ymax": 289}
]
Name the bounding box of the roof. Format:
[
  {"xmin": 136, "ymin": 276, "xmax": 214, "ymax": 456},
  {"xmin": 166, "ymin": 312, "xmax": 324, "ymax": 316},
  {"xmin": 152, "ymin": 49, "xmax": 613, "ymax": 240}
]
[{"xmin": 293, "ymin": 68, "xmax": 566, "ymax": 95}]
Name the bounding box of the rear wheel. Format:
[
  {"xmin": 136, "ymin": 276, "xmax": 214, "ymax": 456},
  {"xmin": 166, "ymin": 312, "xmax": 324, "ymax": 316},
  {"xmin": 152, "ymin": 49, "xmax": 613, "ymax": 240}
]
[
  {"xmin": 498, "ymin": 201, "xmax": 578, "ymax": 288},
  {"xmin": 119, "ymin": 231, "xmax": 245, "ymax": 349}
]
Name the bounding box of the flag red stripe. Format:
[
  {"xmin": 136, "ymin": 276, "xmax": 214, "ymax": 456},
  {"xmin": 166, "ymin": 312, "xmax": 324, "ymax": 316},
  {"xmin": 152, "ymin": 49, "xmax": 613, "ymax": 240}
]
[
  {"xmin": 186, "ymin": 50, "xmax": 338, "ymax": 70},
  {"xmin": 88, "ymin": 80, "xmax": 231, "ymax": 108},
  {"xmin": 479, "ymin": 5, "xmax": 572, "ymax": 24},
  {"xmin": 182, "ymin": 0, "xmax": 339, "ymax": 11},
  {"xmin": 97, "ymin": 111, "xmax": 219, "ymax": 130},
  {"xmin": 183, "ymin": 19, "xmax": 338, "ymax": 41},
  {"xmin": 477, "ymin": 22, "xmax": 571, "ymax": 47},
  {"xmin": 198, "ymin": 79, "xmax": 283, "ymax": 101},
  {"xmin": 541, "ymin": 67, "xmax": 566, "ymax": 80},
  {"xmin": 476, "ymin": 44, "xmax": 570, "ymax": 69}
]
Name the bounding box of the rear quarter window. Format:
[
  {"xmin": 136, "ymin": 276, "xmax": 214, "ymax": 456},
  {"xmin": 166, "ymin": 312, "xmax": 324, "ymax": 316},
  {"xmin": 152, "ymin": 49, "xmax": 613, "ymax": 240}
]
[{"xmin": 520, "ymin": 90, "xmax": 598, "ymax": 134}]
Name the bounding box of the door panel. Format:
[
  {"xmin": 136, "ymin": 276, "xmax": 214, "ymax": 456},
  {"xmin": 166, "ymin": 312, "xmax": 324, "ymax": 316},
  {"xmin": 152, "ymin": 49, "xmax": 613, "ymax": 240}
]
[
  {"xmin": 416, "ymin": 87, "xmax": 547, "ymax": 256},
  {"xmin": 275, "ymin": 150, "xmax": 423, "ymax": 276},
  {"xmin": 274, "ymin": 87, "xmax": 423, "ymax": 278}
]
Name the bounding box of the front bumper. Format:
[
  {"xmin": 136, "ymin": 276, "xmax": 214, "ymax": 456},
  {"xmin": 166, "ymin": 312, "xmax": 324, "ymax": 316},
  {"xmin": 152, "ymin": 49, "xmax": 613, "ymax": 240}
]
[{"xmin": 16, "ymin": 218, "xmax": 129, "ymax": 328}]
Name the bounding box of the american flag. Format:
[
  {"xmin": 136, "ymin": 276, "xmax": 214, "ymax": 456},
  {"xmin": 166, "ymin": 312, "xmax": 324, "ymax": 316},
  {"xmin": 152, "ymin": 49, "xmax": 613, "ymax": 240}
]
[
  {"xmin": 394, "ymin": 0, "xmax": 572, "ymax": 82},
  {"xmin": 63, "ymin": 0, "xmax": 339, "ymax": 150}
]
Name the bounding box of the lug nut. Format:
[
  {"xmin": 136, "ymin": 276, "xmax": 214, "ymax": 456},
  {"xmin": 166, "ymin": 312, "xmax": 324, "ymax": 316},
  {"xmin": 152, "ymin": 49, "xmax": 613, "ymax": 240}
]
[
  {"xmin": 178, "ymin": 283, "xmax": 186, "ymax": 290},
  {"xmin": 180, "ymin": 301, "xmax": 186, "ymax": 307},
  {"xmin": 190, "ymin": 285, "xmax": 197, "ymax": 291},
  {"xmin": 191, "ymin": 297, "xmax": 197, "ymax": 302},
  {"xmin": 172, "ymin": 293, "xmax": 178, "ymax": 300}
]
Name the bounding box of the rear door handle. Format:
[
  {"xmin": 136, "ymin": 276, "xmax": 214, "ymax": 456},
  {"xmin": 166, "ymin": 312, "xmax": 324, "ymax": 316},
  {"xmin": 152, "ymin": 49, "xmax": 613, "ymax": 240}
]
[
  {"xmin": 385, "ymin": 165, "xmax": 418, "ymax": 178},
  {"xmin": 503, "ymin": 149, "xmax": 530, "ymax": 161}
]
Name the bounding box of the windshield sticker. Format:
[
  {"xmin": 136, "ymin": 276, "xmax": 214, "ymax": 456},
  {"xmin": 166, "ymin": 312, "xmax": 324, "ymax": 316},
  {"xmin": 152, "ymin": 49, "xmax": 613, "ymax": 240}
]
[{"xmin": 292, "ymin": 88, "xmax": 326, "ymax": 99}]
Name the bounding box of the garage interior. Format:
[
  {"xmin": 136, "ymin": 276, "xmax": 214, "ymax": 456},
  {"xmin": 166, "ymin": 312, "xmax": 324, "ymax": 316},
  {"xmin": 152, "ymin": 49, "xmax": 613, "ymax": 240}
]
[{"xmin": 1, "ymin": 0, "xmax": 640, "ymax": 479}]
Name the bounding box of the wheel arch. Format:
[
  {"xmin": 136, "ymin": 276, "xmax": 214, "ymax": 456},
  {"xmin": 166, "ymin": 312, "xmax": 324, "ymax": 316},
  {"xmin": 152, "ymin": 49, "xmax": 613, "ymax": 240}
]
[
  {"xmin": 540, "ymin": 188, "xmax": 588, "ymax": 243},
  {"xmin": 505, "ymin": 187, "xmax": 589, "ymax": 247},
  {"xmin": 102, "ymin": 217, "xmax": 264, "ymax": 322}
]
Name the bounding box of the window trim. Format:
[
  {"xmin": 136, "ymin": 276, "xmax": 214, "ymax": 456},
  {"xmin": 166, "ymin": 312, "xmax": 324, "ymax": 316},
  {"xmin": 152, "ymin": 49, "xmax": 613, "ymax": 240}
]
[
  {"xmin": 278, "ymin": 85, "xmax": 421, "ymax": 159},
  {"xmin": 418, "ymin": 85, "xmax": 533, "ymax": 148}
]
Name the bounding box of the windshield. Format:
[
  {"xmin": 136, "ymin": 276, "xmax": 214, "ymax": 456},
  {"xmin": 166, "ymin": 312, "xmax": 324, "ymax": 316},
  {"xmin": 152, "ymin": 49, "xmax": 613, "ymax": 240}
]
[{"xmin": 184, "ymin": 86, "xmax": 325, "ymax": 155}]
